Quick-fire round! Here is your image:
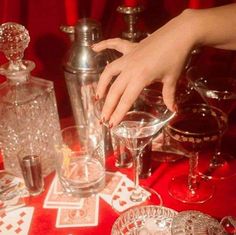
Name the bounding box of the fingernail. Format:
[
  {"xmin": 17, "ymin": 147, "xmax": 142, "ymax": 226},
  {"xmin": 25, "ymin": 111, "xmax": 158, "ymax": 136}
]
[
  {"xmin": 101, "ymin": 116, "xmax": 106, "ymax": 123},
  {"xmin": 108, "ymin": 122, "xmax": 113, "ymax": 129},
  {"xmin": 95, "ymin": 94, "xmax": 99, "ymax": 100},
  {"xmin": 173, "ymin": 104, "xmax": 178, "ymax": 112}
]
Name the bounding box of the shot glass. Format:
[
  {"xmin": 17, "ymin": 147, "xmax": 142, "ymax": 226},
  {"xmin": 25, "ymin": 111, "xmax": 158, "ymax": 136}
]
[
  {"xmin": 18, "ymin": 149, "xmax": 44, "ymax": 196},
  {"xmin": 56, "ymin": 125, "xmax": 105, "ymax": 197}
]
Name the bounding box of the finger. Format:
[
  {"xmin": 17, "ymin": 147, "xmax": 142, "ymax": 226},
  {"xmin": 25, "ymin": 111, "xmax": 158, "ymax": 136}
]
[
  {"xmin": 100, "ymin": 74, "xmax": 128, "ymax": 122},
  {"xmin": 96, "ymin": 60, "xmax": 121, "ymax": 99},
  {"xmin": 109, "ymin": 80, "xmax": 144, "ymax": 126},
  {"xmin": 92, "ymin": 38, "xmax": 136, "ymax": 55},
  {"xmin": 162, "ymin": 76, "xmax": 177, "ymax": 112}
]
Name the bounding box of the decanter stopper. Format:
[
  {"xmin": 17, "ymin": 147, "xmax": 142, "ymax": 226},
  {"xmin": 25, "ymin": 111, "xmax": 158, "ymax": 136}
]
[{"xmin": 0, "ymin": 22, "xmax": 30, "ymax": 72}]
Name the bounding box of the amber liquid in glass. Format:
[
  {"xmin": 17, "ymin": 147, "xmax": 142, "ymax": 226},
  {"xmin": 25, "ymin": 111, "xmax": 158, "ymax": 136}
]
[{"xmin": 168, "ymin": 112, "xmax": 221, "ymax": 153}]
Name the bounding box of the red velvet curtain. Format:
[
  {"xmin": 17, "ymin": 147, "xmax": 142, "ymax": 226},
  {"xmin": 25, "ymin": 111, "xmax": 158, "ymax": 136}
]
[{"xmin": 0, "ymin": 0, "xmax": 235, "ymax": 118}]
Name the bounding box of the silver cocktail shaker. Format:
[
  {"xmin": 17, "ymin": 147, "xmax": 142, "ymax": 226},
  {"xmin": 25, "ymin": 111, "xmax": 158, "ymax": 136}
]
[{"xmin": 63, "ymin": 18, "xmax": 113, "ymax": 155}]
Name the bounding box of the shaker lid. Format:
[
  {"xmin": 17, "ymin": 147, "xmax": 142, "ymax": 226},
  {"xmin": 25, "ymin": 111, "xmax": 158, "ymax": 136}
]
[
  {"xmin": 75, "ymin": 18, "xmax": 102, "ymax": 44},
  {"xmin": 64, "ymin": 18, "xmax": 108, "ymax": 74}
]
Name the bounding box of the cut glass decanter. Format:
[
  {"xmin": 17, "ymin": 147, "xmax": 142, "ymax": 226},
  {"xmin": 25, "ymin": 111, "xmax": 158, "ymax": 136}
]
[{"xmin": 0, "ymin": 22, "xmax": 62, "ymax": 177}]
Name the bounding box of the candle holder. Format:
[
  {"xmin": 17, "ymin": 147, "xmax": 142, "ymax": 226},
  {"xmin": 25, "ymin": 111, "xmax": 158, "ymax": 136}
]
[
  {"xmin": 60, "ymin": 25, "xmax": 75, "ymax": 42},
  {"xmin": 117, "ymin": 5, "xmax": 146, "ymax": 42}
]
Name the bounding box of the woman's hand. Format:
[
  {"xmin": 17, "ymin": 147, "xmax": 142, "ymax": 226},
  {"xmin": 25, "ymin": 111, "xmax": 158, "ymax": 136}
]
[{"xmin": 92, "ymin": 10, "xmax": 197, "ymax": 126}]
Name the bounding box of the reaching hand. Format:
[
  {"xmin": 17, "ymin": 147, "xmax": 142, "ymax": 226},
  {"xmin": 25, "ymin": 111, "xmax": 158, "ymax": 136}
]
[
  {"xmin": 93, "ymin": 14, "xmax": 194, "ymax": 127},
  {"xmin": 92, "ymin": 4, "xmax": 236, "ymax": 126}
]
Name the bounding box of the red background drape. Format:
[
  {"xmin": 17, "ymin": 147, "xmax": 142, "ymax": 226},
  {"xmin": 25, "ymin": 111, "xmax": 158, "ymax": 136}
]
[{"xmin": 0, "ymin": 0, "xmax": 235, "ymax": 119}]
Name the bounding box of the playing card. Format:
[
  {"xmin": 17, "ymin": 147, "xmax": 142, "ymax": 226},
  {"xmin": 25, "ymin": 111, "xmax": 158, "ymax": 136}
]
[
  {"xmin": 112, "ymin": 176, "xmax": 151, "ymax": 212},
  {"xmin": 99, "ymin": 171, "xmax": 124, "ymax": 205},
  {"xmin": 0, "ymin": 197, "xmax": 25, "ymax": 213},
  {"xmin": 43, "ymin": 176, "xmax": 84, "ymax": 209},
  {"xmin": 0, "ymin": 171, "xmax": 28, "ymax": 212},
  {"xmin": 56, "ymin": 195, "xmax": 99, "ymax": 227},
  {"xmin": 0, "ymin": 207, "xmax": 34, "ymax": 235}
]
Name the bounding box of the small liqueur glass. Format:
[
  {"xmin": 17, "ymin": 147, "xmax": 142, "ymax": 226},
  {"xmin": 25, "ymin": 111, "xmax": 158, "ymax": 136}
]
[
  {"xmin": 17, "ymin": 148, "xmax": 44, "ymax": 196},
  {"xmin": 166, "ymin": 104, "xmax": 227, "ymax": 203}
]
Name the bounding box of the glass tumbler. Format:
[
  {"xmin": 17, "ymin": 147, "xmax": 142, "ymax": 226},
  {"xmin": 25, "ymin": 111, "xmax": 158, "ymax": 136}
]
[{"xmin": 55, "ymin": 125, "xmax": 105, "ymax": 197}]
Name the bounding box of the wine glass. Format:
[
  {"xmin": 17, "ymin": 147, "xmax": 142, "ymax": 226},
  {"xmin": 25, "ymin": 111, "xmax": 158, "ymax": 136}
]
[
  {"xmin": 187, "ymin": 66, "xmax": 236, "ymax": 179},
  {"xmin": 166, "ymin": 104, "xmax": 227, "ymax": 203},
  {"xmin": 139, "ymin": 82, "xmax": 188, "ymax": 163},
  {"xmin": 95, "ymin": 98, "xmax": 175, "ymax": 210}
]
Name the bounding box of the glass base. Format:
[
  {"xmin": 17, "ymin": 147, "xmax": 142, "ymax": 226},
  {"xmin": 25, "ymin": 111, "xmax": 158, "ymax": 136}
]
[
  {"xmin": 168, "ymin": 175, "xmax": 215, "ymax": 203},
  {"xmin": 111, "ymin": 186, "xmax": 162, "ymax": 214},
  {"xmin": 198, "ymin": 152, "xmax": 236, "ymax": 180}
]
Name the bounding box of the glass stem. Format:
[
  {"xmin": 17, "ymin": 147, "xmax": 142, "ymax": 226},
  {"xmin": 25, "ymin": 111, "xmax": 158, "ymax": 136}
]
[
  {"xmin": 188, "ymin": 152, "xmax": 199, "ymax": 194},
  {"xmin": 211, "ymin": 133, "xmax": 224, "ymax": 167},
  {"xmin": 130, "ymin": 148, "xmax": 143, "ymax": 202}
]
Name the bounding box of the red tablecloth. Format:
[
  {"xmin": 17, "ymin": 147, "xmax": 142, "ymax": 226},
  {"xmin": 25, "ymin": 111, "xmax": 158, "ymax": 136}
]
[
  {"xmin": 25, "ymin": 157, "xmax": 235, "ymax": 235},
  {"xmin": 1, "ymin": 116, "xmax": 236, "ymax": 235}
]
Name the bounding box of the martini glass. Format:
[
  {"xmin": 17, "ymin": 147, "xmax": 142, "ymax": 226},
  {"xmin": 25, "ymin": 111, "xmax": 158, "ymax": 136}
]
[
  {"xmin": 166, "ymin": 104, "xmax": 227, "ymax": 203},
  {"xmin": 187, "ymin": 66, "xmax": 236, "ymax": 179},
  {"xmin": 95, "ymin": 99, "xmax": 174, "ymax": 210}
]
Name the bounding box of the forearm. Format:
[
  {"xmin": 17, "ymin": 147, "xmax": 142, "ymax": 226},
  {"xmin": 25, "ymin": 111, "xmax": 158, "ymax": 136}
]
[{"xmin": 186, "ymin": 3, "xmax": 236, "ymax": 50}]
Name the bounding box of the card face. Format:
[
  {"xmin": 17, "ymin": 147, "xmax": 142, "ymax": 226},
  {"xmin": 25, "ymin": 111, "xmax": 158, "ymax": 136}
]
[
  {"xmin": 111, "ymin": 176, "xmax": 151, "ymax": 212},
  {"xmin": 99, "ymin": 171, "xmax": 124, "ymax": 205},
  {"xmin": 0, "ymin": 170, "xmax": 27, "ymax": 212},
  {"xmin": 56, "ymin": 195, "xmax": 99, "ymax": 227},
  {"xmin": 43, "ymin": 176, "xmax": 84, "ymax": 209},
  {"xmin": 0, "ymin": 207, "xmax": 34, "ymax": 235}
]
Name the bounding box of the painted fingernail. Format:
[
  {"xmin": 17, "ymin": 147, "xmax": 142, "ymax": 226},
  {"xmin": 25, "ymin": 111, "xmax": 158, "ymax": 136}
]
[
  {"xmin": 173, "ymin": 104, "xmax": 178, "ymax": 112},
  {"xmin": 95, "ymin": 94, "xmax": 99, "ymax": 100},
  {"xmin": 108, "ymin": 122, "xmax": 113, "ymax": 129},
  {"xmin": 101, "ymin": 116, "xmax": 106, "ymax": 123}
]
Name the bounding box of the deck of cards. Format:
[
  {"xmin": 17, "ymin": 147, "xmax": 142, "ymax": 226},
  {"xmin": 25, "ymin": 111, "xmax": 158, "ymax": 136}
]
[{"xmin": 44, "ymin": 171, "xmax": 150, "ymax": 228}]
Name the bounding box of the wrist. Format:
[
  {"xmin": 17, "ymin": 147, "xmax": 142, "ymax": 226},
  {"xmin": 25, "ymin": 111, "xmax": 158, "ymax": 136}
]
[{"xmin": 179, "ymin": 9, "xmax": 205, "ymax": 49}]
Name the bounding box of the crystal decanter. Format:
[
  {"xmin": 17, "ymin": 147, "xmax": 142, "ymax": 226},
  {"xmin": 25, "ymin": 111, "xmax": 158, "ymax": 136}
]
[{"xmin": 0, "ymin": 22, "xmax": 62, "ymax": 177}]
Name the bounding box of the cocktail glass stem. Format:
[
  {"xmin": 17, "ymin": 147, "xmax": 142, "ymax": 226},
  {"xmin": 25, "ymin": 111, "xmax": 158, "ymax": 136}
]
[
  {"xmin": 129, "ymin": 148, "xmax": 144, "ymax": 202},
  {"xmin": 188, "ymin": 152, "xmax": 199, "ymax": 193}
]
